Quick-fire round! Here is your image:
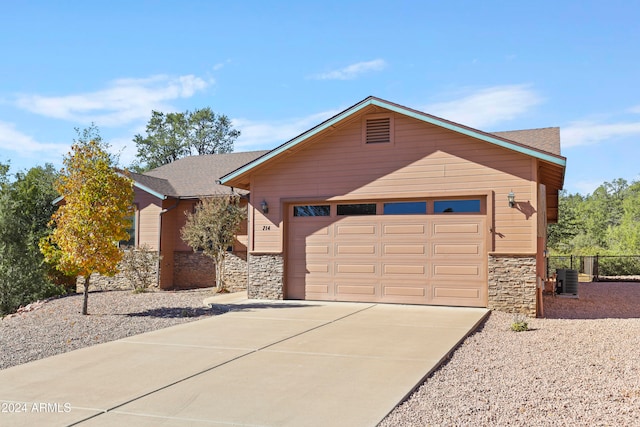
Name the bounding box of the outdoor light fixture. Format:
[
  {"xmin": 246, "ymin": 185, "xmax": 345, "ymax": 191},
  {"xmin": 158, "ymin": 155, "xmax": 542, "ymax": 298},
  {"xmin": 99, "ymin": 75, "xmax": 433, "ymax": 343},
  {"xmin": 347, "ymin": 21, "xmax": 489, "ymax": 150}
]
[
  {"xmin": 260, "ymin": 200, "xmax": 269, "ymax": 214},
  {"xmin": 508, "ymin": 191, "xmax": 516, "ymax": 208}
]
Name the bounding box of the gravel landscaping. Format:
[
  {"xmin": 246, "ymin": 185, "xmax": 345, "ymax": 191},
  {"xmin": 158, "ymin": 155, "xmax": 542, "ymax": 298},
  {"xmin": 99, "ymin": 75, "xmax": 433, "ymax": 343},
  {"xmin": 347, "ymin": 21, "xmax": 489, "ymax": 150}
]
[
  {"xmin": 381, "ymin": 282, "xmax": 640, "ymax": 426},
  {"xmin": 2, "ymin": 283, "xmax": 640, "ymax": 426},
  {"xmin": 0, "ymin": 288, "xmax": 225, "ymax": 370}
]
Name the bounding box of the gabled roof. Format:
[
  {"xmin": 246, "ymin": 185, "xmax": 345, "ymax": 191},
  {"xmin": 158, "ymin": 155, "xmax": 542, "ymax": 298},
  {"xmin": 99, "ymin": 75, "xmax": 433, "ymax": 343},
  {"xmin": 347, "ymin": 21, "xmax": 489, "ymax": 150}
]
[
  {"xmin": 133, "ymin": 150, "xmax": 269, "ymax": 199},
  {"xmin": 220, "ymin": 96, "xmax": 566, "ymax": 187}
]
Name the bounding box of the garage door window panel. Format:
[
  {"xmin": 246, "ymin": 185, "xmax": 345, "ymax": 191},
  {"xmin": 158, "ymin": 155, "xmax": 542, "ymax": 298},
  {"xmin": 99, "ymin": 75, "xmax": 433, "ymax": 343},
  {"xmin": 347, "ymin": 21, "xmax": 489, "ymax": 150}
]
[
  {"xmin": 434, "ymin": 199, "xmax": 481, "ymax": 213},
  {"xmin": 337, "ymin": 203, "xmax": 377, "ymax": 216},
  {"xmin": 293, "ymin": 205, "xmax": 331, "ymax": 217},
  {"xmin": 383, "ymin": 201, "xmax": 427, "ymax": 215}
]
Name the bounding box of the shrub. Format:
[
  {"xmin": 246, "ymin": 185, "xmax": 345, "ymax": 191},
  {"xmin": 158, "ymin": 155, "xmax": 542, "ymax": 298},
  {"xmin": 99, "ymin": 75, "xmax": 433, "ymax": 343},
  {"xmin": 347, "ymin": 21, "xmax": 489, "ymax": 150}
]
[
  {"xmin": 120, "ymin": 245, "xmax": 160, "ymax": 293},
  {"xmin": 510, "ymin": 314, "xmax": 529, "ymax": 332},
  {"xmin": 598, "ymin": 255, "xmax": 640, "ymax": 276}
]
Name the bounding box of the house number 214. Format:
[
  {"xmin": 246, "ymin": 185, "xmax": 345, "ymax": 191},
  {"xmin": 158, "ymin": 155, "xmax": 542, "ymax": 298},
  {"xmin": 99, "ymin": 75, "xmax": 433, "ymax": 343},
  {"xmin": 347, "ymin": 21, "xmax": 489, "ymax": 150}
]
[{"xmin": 263, "ymin": 225, "xmax": 271, "ymax": 231}]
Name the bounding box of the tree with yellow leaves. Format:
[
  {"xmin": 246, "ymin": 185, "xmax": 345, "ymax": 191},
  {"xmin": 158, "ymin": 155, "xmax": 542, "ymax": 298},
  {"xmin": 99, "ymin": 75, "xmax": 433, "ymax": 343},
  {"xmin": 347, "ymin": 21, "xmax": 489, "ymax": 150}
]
[{"xmin": 40, "ymin": 127, "xmax": 134, "ymax": 315}]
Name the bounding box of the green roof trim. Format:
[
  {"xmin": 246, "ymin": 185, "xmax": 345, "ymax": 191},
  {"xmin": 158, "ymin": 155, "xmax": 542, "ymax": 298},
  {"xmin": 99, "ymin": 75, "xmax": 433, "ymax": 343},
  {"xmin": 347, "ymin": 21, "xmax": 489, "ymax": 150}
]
[
  {"xmin": 132, "ymin": 181, "xmax": 167, "ymax": 200},
  {"xmin": 371, "ymin": 99, "xmax": 566, "ymax": 167},
  {"xmin": 221, "ymin": 96, "xmax": 565, "ymax": 184}
]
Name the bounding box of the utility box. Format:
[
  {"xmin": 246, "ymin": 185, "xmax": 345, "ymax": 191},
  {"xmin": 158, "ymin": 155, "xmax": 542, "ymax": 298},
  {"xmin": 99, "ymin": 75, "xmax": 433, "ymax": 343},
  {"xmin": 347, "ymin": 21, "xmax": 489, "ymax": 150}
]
[{"xmin": 556, "ymin": 268, "xmax": 578, "ymax": 297}]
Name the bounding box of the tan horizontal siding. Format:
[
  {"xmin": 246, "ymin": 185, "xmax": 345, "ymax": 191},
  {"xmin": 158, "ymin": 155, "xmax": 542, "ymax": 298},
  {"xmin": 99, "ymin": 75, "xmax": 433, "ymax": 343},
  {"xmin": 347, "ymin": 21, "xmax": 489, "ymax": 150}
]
[
  {"xmin": 250, "ymin": 113, "xmax": 537, "ymax": 253},
  {"xmin": 135, "ymin": 188, "xmax": 162, "ymax": 249}
]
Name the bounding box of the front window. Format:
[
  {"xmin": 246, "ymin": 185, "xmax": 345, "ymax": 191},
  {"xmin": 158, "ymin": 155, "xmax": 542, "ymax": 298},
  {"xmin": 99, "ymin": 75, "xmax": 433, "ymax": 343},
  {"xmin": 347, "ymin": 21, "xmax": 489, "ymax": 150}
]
[{"xmin": 120, "ymin": 211, "xmax": 137, "ymax": 247}]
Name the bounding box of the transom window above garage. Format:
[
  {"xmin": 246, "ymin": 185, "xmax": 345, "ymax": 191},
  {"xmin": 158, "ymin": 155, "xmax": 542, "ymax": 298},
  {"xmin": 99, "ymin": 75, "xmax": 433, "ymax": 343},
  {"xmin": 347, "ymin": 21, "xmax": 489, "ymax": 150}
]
[
  {"xmin": 293, "ymin": 205, "xmax": 331, "ymax": 217},
  {"xmin": 337, "ymin": 203, "xmax": 377, "ymax": 216},
  {"xmin": 434, "ymin": 199, "xmax": 481, "ymax": 213},
  {"xmin": 383, "ymin": 201, "xmax": 427, "ymax": 215}
]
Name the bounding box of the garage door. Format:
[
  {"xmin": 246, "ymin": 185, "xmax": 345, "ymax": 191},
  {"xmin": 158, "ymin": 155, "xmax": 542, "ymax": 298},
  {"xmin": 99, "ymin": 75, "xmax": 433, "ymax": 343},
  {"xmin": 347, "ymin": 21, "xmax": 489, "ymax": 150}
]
[{"xmin": 286, "ymin": 202, "xmax": 487, "ymax": 307}]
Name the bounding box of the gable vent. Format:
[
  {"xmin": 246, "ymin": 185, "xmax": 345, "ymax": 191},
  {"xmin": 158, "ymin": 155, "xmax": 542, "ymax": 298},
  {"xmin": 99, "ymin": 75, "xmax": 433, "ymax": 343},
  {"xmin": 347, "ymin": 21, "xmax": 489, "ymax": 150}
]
[{"xmin": 365, "ymin": 117, "xmax": 391, "ymax": 143}]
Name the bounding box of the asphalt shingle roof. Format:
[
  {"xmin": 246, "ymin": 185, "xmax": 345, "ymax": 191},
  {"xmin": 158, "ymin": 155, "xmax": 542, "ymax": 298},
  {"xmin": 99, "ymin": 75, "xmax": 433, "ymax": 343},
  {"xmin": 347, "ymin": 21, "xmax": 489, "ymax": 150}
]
[
  {"xmin": 133, "ymin": 151, "xmax": 269, "ymax": 198},
  {"xmin": 128, "ymin": 173, "xmax": 175, "ymax": 197},
  {"xmin": 492, "ymin": 127, "xmax": 561, "ymax": 156}
]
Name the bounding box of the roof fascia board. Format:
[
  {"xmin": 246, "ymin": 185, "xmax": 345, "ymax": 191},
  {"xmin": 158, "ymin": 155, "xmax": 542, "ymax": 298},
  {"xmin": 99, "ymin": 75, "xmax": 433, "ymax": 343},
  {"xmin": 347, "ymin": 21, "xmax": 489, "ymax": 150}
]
[
  {"xmin": 121, "ymin": 171, "xmax": 169, "ymax": 200},
  {"xmin": 221, "ymin": 97, "xmax": 566, "ymax": 184},
  {"xmin": 221, "ymin": 99, "xmax": 374, "ymax": 183},
  {"xmin": 132, "ymin": 181, "xmax": 168, "ymax": 200}
]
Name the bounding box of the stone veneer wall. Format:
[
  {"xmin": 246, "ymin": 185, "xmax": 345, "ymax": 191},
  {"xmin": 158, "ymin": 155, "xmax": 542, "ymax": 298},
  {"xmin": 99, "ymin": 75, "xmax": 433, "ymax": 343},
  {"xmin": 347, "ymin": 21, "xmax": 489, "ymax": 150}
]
[
  {"xmin": 76, "ymin": 271, "xmax": 137, "ymax": 293},
  {"xmin": 488, "ymin": 254, "xmax": 537, "ymax": 316},
  {"xmin": 78, "ymin": 250, "xmax": 248, "ymax": 292},
  {"xmin": 75, "ymin": 250, "xmax": 159, "ymax": 292},
  {"xmin": 221, "ymin": 251, "xmax": 248, "ymax": 292},
  {"xmin": 173, "ymin": 251, "xmax": 216, "ymax": 289},
  {"xmin": 247, "ymin": 253, "xmax": 284, "ymax": 299},
  {"xmin": 173, "ymin": 251, "xmax": 248, "ymax": 291}
]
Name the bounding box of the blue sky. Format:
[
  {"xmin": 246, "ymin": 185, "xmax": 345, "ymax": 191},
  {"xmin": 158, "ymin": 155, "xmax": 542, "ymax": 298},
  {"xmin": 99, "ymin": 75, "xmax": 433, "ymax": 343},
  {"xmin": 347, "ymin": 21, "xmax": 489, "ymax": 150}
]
[{"xmin": 1, "ymin": 1, "xmax": 638, "ymax": 195}]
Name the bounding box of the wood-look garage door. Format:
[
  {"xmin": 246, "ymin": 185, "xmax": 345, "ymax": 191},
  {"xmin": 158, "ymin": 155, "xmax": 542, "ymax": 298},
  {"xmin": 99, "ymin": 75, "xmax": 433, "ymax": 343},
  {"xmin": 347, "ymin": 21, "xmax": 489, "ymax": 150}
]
[{"xmin": 286, "ymin": 206, "xmax": 487, "ymax": 307}]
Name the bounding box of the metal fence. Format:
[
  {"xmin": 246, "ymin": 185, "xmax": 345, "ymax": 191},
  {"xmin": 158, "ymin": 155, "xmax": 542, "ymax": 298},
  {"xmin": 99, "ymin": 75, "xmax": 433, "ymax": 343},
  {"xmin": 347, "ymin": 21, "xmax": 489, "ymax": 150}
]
[{"xmin": 548, "ymin": 255, "xmax": 640, "ymax": 281}]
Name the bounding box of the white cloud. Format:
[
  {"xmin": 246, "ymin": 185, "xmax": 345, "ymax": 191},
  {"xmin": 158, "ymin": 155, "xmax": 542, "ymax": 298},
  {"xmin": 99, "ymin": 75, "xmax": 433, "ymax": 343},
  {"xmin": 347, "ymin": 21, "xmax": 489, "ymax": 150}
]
[
  {"xmin": 233, "ymin": 109, "xmax": 341, "ymax": 150},
  {"xmin": 311, "ymin": 59, "xmax": 387, "ymax": 80},
  {"xmin": 561, "ymin": 121, "xmax": 640, "ymax": 148},
  {"xmin": 424, "ymin": 84, "xmax": 543, "ymax": 129},
  {"xmin": 213, "ymin": 60, "xmax": 232, "ymax": 71},
  {"xmin": 0, "ymin": 121, "xmax": 66, "ymax": 156},
  {"xmin": 15, "ymin": 74, "xmax": 211, "ymax": 127}
]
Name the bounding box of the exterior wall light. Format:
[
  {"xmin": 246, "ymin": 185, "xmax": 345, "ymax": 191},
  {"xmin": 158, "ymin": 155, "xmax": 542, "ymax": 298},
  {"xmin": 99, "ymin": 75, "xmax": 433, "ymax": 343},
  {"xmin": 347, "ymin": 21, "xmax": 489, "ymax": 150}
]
[
  {"xmin": 260, "ymin": 200, "xmax": 269, "ymax": 214},
  {"xmin": 508, "ymin": 191, "xmax": 516, "ymax": 208}
]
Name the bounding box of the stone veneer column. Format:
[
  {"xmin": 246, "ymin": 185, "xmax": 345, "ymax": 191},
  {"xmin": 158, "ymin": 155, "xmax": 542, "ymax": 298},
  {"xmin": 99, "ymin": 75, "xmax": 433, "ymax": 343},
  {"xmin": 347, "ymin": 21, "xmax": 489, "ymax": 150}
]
[
  {"xmin": 247, "ymin": 253, "xmax": 284, "ymax": 299},
  {"xmin": 222, "ymin": 251, "xmax": 248, "ymax": 292},
  {"xmin": 488, "ymin": 254, "xmax": 537, "ymax": 316}
]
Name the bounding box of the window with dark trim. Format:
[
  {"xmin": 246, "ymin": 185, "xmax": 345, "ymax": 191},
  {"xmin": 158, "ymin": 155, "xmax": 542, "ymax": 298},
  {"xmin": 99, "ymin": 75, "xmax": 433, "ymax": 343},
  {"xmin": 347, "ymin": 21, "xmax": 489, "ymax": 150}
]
[
  {"xmin": 293, "ymin": 205, "xmax": 331, "ymax": 217},
  {"xmin": 337, "ymin": 203, "xmax": 377, "ymax": 216},
  {"xmin": 383, "ymin": 201, "xmax": 427, "ymax": 215},
  {"xmin": 434, "ymin": 199, "xmax": 481, "ymax": 213},
  {"xmin": 120, "ymin": 209, "xmax": 137, "ymax": 247}
]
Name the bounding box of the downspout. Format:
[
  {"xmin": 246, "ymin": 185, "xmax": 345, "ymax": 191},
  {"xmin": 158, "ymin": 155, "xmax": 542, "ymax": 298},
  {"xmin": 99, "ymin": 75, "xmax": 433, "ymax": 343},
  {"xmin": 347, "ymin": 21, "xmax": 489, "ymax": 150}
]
[{"xmin": 157, "ymin": 198, "xmax": 180, "ymax": 287}]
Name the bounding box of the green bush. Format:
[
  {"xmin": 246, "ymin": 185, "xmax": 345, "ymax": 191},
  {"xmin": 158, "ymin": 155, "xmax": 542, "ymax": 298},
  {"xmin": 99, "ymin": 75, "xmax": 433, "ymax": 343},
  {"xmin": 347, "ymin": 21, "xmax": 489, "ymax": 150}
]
[
  {"xmin": 598, "ymin": 256, "xmax": 640, "ymax": 276},
  {"xmin": 120, "ymin": 245, "xmax": 160, "ymax": 293},
  {"xmin": 510, "ymin": 314, "xmax": 529, "ymax": 332}
]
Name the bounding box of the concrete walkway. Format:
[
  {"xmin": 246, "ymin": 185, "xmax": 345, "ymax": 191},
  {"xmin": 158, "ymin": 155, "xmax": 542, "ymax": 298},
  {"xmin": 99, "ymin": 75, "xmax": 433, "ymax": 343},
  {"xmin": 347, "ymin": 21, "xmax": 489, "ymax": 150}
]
[{"xmin": 0, "ymin": 294, "xmax": 489, "ymax": 426}]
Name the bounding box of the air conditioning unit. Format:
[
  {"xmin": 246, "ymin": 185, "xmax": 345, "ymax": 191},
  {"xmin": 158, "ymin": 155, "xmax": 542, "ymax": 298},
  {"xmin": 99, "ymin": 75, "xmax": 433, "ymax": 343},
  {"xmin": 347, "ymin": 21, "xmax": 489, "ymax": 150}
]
[{"xmin": 556, "ymin": 268, "xmax": 578, "ymax": 297}]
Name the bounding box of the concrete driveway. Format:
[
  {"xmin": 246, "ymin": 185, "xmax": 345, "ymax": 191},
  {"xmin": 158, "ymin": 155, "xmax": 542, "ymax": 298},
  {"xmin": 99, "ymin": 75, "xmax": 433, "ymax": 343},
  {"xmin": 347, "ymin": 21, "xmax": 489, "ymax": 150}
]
[{"xmin": 0, "ymin": 294, "xmax": 488, "ymax": 426}]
